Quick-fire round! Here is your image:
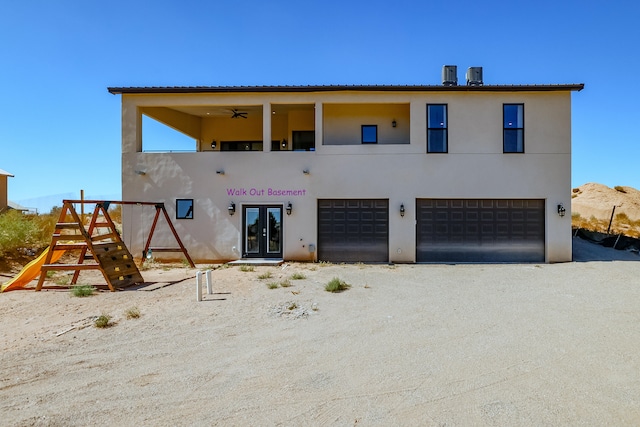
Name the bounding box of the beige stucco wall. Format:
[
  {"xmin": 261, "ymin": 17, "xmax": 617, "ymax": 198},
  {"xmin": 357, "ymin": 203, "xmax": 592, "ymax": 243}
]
[
  {"xmin": 0, "ymin": 174, "xmax": 8, "ymax": 212},
  {"xmin": 323, "ymin": 103, "xmax": 410, "ymax": 145},
  {"xmin": 119, "ymin": 90, "xmax": 573, "ymax": 263}
]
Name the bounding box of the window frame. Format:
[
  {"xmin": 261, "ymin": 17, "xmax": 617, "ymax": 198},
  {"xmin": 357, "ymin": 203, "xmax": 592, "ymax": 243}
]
[
  {"xmin": 427, "ymin": 104, "xmax": 448, "ymax": 153},
  {"xmin": 361, "ymin": 125, "xmax": 378, "ymax": 144},
  {"xmin": 292, "ymin": 130, "xmax": 316, "ymax": 151},
  {"xmin": 503, "ymin": 104, "xmax": 524, "ymax": 153},
  {"xmin": 220, "ymin": 141, "xmax": 263, "ymax": 151},
  {"xmin": 176, "ymin": 199, "xmax": 194, "ymax": 219}
]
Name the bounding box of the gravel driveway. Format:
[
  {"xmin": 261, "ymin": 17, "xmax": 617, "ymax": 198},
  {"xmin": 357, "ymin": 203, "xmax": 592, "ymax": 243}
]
[{"xmin": 1, "ymin": 237, "xmax": 639, "ymax": 426}]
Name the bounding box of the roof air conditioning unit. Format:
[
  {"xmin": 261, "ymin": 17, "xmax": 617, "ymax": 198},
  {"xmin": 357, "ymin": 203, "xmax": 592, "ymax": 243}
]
[
  {"xmin": 466, "ymin": 67, "xmax": 483, "ymax": 86},
  {"xmin": 442, "ymin": 65, "xmax": 458, "ymax": 86}
]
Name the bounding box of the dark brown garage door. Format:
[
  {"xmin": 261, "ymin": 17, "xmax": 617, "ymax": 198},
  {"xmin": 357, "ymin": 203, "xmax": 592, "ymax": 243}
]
[
  {"xmin": 416, "ymin": 199, "xmax": 545, "ymax": 263},
  {"xmin": 318, "ymin": 199, "xmax": 389, "ymax": 262}
]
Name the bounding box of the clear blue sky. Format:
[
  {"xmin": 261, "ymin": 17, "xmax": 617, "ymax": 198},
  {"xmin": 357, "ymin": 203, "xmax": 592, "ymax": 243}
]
[{"xmin": 1, "ymin": 0, "xmax": 638, "ymax": 213}]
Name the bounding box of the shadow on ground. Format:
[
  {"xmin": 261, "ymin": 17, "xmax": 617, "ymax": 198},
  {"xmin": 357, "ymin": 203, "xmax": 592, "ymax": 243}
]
[{"xmin": 572, "ymin": 236, "xmax": 640, "ymax": 262}]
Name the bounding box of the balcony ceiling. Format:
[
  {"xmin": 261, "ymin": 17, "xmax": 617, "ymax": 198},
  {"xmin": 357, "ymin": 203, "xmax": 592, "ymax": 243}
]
[{"xmin": 168, "ymin": 104, "xmax": 314, "ymax": 118}]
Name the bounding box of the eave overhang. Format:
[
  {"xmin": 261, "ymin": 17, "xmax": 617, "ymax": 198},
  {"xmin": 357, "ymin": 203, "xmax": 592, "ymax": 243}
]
[{"xmin": 108, "ymin": 83, "xmax": 584, "ymax": 95}]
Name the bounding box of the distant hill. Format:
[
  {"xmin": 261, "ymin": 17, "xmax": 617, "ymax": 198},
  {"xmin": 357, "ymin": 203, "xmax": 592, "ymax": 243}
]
[{"xmin": 571, "ymin": 183, "xmax": 640, "ymax": 221}]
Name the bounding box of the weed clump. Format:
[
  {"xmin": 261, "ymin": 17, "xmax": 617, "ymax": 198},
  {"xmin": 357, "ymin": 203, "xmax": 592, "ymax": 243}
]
[
  {"xmin": 267, "ymin": 282, "xmax": 279, "ymax": 289},
  {"xmin": 290, "ymin": 272, "xmax": 306, "ymax": 280},
  {"xmin": 240, "ymin": 265, "xmax": 255, "ymax": 272},
  {"xmin": 325, "ymin": 277, "xmax": 350, "ymax": 293},
  {"xmin": 94, "ymin": 314, "xmax": 113, "ymax": 328},
  {"xmin": 258, "ymin": 271, "xmax": 273, "ymax": 280},
  {"xmin": 71, "ymin": 284, "xmax": 95, "ymax": 297},
  {"xmin": 125, "ymin": 307, "xmax": 141, "ymax": 319},
  {"xmin": 280, "ymin": 279, "xmax": 292, "ymax": 288}
]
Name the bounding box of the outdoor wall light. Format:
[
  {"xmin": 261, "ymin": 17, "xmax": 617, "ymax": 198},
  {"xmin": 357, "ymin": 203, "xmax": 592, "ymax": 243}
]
[
  {"xmin": 392, "ymin": 119, "xmax": 397, "ymax": 128},
  {"xmin": 216, "ymin": 170, "xmax": 225, "ymax": 175},
  {"xmin": 134, "ymin": 169, "xmax": 146, "ymax": 175},
  {"xmin": 400, "ymin": 203, "xmax": 405, "ymax": 217},
  {"xmin": 281, "ymin": 139, "xmax": 287, "ymax": 148},
  {"xmin": 557, "ymin": 204, "xmax": 566, "ymax": 217},
  {"xmin": 228, "ymin": 202, "xmax": 236, "ymax": 216},
  {"xmin": 303, "ymin": 169, "xmax": 310, "ymax": 175},
  {"xmin": 211, "ymin": 140, "xmax": 217, "ymax": 149},
  {"xmin": 286, "ymin": 202, "xmax": 292, "ymax": 215}
]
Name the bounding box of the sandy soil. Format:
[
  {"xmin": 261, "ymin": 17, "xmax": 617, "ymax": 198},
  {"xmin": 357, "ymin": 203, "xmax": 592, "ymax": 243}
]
[
  {"xmin": 572, "ymin": 183, "xmax": 640, "ymax": 221},
  {"xmin": 1, "ymin": 239, "xmax": 640, "ymax": 426}
]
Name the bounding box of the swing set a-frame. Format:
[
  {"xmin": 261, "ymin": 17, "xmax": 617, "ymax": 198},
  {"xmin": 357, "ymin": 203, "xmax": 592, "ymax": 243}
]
[{"xmin": 36, "ymin": 200, "xmax": 194, "ymax": 292}]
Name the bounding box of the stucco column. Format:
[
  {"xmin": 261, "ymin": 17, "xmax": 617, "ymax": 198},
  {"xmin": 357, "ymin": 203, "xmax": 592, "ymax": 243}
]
[
  {"xmin": 410, "ymin": 101, "xmax": 426, "ymax": 150},
  {"xmin": 315, "ymin": 101, "xmax": 323, "ymax": 150},
  {"xmin": 263, "ymin": 102, "xmax": 271, "ymax": 152}
]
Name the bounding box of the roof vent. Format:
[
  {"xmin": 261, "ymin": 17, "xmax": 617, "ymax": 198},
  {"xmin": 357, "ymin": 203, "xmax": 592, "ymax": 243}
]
[
  {"xmin": 466, "ymin": 67, "xmax": 483, "ymax": 86},
  {"xmin": 442, "ymin": 65, "xmax": 458, "ymax": 86}
]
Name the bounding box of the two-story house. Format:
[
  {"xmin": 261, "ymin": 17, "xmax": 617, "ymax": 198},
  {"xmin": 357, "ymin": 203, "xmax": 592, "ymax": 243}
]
[{"xmin": 108, "ymin": 67, "xmax": 583, "ymax": 263}]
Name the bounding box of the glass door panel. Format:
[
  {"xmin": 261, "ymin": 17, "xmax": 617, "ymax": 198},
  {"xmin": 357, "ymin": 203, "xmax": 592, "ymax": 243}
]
[
  {"xmin": 242, "ymin": 205, "xmax": 283, "ymax": 258},
  {"xmin": 267, "ymin": 208, "xmax": 281, "ymax": 253},
  {"xmin": 245, "ymin": 208, "xmax": 260, "ymax": 254}
]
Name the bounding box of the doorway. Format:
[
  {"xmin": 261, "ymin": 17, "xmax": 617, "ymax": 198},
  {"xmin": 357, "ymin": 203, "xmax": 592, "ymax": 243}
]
[{"xmin": 242, "ymin": 205, "xmax": 283, "ymax": 258}]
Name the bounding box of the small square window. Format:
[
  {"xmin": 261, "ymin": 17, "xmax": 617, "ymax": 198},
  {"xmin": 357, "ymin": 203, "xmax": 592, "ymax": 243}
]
[
  {"xmin": 176, "ymin": 199, "xmax": 194, "ymax": 219},
  {"xmin": 361, "ymin": 125, "xmax": 377, "ymax": 144}
]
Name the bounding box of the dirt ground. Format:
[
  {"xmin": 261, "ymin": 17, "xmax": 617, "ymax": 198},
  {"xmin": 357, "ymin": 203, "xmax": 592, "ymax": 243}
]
[
  {"xmin": 1, "ymin": 238, "xmax": 639, "ymax": 426},
  {"xmin": 572, "ymin": 183, "xmax": 640, "ymax": 221}
]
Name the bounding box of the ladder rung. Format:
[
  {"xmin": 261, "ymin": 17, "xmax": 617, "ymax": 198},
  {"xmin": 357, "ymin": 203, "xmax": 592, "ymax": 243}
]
[
  {"xmin": 56, "ymin": 223, "xmax": 82, "ymax": 229},
  {"xmin": 52, "ymin": 244, "xmax": 89, "ymax": 250},
  {"xmin": 42, "ymin": 264, "xmax": 99, "ymax": 270},
  {"xmin": 52, "ymin": 234, "xmax": 86, "ymax": 241},
  {"xmin": 148, "ymin": 248, "xmax": 182, "ymax": 252},
  {"xmin": 92, "ymin": 233, "xmax": 118, "ymax": 241}
]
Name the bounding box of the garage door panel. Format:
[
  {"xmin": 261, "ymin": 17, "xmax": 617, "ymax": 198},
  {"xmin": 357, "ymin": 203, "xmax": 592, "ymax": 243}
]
[
  {"xmin": 417, "ymin": 199, "xmax": 545, "ymax": 263},
  {"xmin": 318, "ymin": 199, "xmax": 389, "ymax": 263}
]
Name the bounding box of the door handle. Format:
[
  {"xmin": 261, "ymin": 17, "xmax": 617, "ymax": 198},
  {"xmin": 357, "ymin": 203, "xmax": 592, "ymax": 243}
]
[{"xmin": 262, "ymin": 228, "xmax": 266, "ymax": 237}]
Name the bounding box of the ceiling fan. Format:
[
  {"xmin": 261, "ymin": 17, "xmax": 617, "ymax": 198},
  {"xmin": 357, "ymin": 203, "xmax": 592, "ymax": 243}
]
[{"xmin": 230, "ymin": 109, "xmax": 247, "ymax": 119}]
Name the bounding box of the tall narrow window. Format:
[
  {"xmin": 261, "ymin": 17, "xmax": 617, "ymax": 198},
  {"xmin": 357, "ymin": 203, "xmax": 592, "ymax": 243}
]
[
  {"xmin": 427, "ymin": 104, "xmax": 448, "ymax": 153},
  {"xmin": 504, "ymin": 104, "xmax": 524, "ymax": 153}
]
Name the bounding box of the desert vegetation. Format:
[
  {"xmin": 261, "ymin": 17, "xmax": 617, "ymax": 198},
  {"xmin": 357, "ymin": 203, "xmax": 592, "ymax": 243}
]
[
  {"xmin": 71, "ymin": 284, "xmax": 96, "ymax": 297},
  {"xmin": 325, "ymin": 277, "xmax": 350, "ymax": 293},
  {"xmin": 614, "ymin": 185, "xmax": 627, "ymax": 193},
  {"xmin": 572, "ymin": 212, "xmax": 640, "ymax": 238},
  {"xmin": 0, "ymin": 204, "xmax": 124, "ymax": 272},
  {"xmin": 94, "ymin": 314, "xmax": 114, "ymax": 328},
  {"xmin": 571, "ymin": 184, "xmax": 640, "ymax": 238}
]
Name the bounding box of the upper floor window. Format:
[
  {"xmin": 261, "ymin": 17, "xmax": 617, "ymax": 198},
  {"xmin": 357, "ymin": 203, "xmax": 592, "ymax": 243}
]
[
  {"xmin": 504, "ymin": 104, "xmax": 524, "ymax": 153},
  {"xmin": 221, "ymin": 141, "xmax": 263, "ymax": 151},
  {"xmin": 292, "ymin": 131, "xmax": 315, "ymax": 151},
  {"xmin": 361, "ymin": 125, "xmax": 377, "ymax": 144},
  {"xmin": 427, "ymin": 104, "xmax": 448, "ymax": 153}
]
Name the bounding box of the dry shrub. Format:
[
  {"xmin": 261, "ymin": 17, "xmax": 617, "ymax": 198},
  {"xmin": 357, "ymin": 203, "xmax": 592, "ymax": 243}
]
[
  {"xmin": 614, "ymin": 186, "xmax": 627, "ymax": 193},
  {"xmin": 573, "ymin": 211, "xmax": 640, "ymax": 238}
]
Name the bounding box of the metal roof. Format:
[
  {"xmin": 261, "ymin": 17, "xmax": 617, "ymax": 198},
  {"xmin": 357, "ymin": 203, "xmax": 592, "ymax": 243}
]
[
  {"xmin": 108, "ymin": 83, "xmax": 584, "ymax": 95},
  {"xmin": 0, "ymin": 168, "xmax": 14, "ymax": 177}
]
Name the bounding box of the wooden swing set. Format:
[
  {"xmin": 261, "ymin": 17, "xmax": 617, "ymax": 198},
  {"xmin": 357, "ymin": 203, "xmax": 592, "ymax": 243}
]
[{"xmin": 36, "ymin": 200, "xmax": 194, "ymax": 292}]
